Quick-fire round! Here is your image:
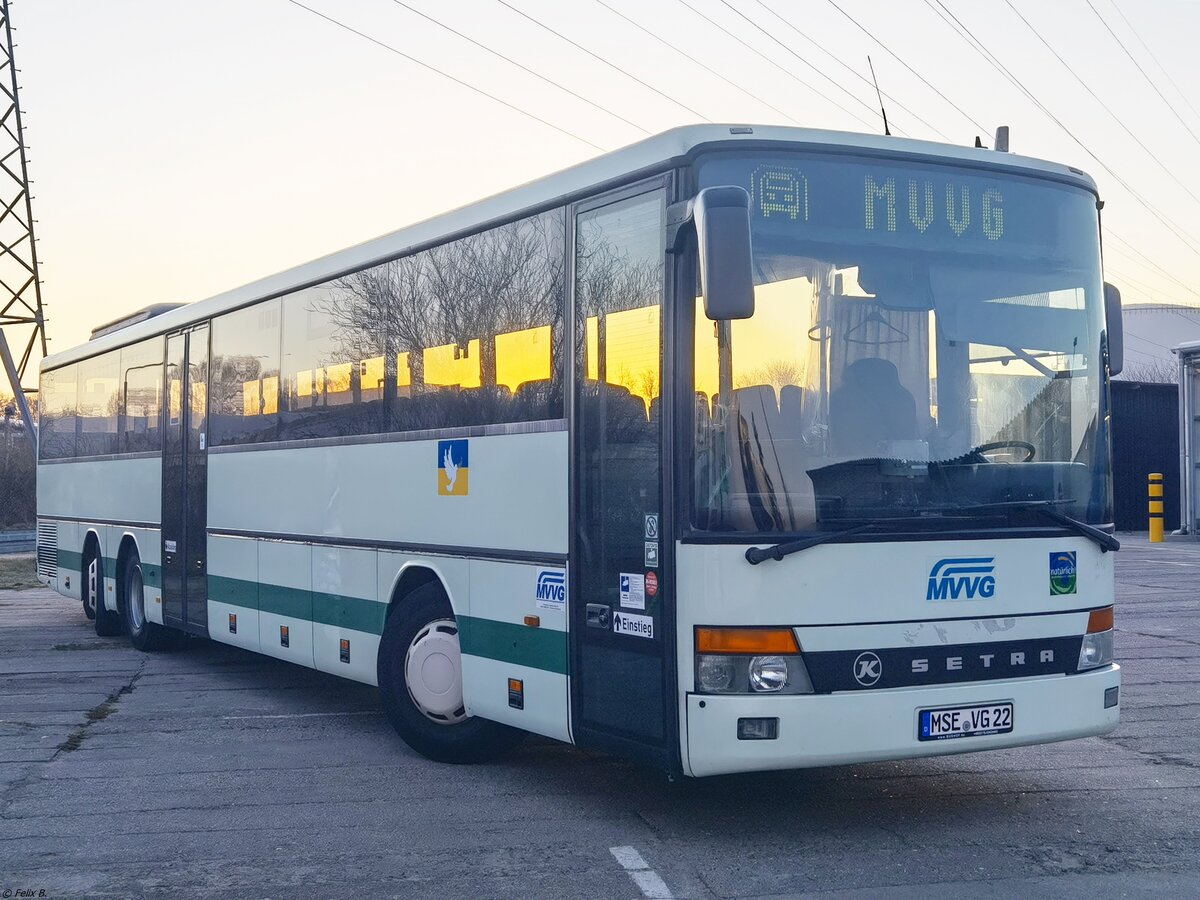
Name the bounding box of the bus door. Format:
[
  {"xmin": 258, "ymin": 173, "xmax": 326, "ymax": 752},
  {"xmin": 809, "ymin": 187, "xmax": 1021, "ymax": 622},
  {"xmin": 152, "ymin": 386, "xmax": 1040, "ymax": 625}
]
[
  {"xmin": 570, "ymin": 179, "xmax": 677, "ymax": 769},
  {"xmin": 161, "ymin": 325, "xmax": 210, "ymax": 635}
]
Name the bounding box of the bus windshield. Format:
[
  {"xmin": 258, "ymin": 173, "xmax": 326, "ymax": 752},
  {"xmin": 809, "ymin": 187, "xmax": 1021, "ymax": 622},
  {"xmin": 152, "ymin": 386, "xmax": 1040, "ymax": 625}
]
[{"xmin": 690, "ymin": 151, "xmax": 1110, "ymax": 535}]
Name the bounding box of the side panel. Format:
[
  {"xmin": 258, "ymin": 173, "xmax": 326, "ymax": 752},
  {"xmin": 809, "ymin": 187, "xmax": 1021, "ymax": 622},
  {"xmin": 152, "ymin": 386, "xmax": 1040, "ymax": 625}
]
[
  {"xmin": 207, "ymin": 533, "xmax": 260, "ymax": 653},
  {"xmin": 313, "ymin": 545, "xmax": 383, "ymax": 685},
  {"xmin": 206, "ymin": 430, "xmax": 568, "ymax": 555},
  {"xmin": 36, "ymin": 457, "xmax": 163, "ymax": 524},
  {"xmin": 460, "ymin": 559, "xmax": 570, "ymax": 742},
  {"xmin": 258, "ymin": 540, "xmax": 314, "ymax": 669}
]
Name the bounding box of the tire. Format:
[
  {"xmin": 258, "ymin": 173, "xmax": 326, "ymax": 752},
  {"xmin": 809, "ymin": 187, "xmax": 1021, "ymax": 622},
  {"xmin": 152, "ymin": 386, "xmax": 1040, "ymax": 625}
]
[
  {"xmin": 122, "ymin": 552, "xmax": 171, "ymax": 651},
  {"xmin": 377, "ymin": 581, "xmax": 524, "ymax": 764},
  {"xmin": 91, "ymin": 547, "xmax": 123, "ymax": 637}
]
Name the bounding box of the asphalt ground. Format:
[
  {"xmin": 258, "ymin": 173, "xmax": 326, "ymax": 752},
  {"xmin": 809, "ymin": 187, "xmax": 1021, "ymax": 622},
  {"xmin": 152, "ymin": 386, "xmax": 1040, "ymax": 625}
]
[{"xmin": 1, "ymin": 536, "xmax": 1197, "ymax": 899}]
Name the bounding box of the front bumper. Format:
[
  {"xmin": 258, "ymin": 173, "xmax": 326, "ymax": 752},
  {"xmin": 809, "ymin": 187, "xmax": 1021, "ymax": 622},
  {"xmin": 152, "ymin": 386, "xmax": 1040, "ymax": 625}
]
[{"xmin": 684, "ymin": 664, "xmax": 1120, "ymax": 777}]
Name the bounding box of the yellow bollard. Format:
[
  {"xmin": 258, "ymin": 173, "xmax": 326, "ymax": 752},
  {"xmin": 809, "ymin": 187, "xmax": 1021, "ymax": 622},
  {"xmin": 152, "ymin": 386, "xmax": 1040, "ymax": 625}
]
[{"xmin": 1149, "ymin": 473, "xmax": 1164, "ymax": 542}]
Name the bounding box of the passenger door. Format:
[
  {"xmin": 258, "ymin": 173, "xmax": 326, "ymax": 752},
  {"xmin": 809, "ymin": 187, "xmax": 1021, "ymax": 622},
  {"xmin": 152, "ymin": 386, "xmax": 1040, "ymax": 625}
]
[
  {"xmin": 161, "ymin": 325, "xmax": 210, "ymax": 634},
  {"xmin": 570, "ymin": 180, "xmax": 676, "ymax": 767}
]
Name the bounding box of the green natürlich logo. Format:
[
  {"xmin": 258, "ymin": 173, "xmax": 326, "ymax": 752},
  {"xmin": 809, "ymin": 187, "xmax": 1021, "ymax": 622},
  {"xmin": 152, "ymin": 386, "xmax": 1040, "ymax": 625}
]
[{"xmin": 1049, "ymin": 551, "xmax": 1077, "ymax": 595}]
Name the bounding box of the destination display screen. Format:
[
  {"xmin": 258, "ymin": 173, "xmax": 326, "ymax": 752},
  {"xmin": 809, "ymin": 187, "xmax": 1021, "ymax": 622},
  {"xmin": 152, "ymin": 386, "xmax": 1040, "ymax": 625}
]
[{"xmin": 698, "ymin": 152, "xmax": 1101, "ymax": 260}]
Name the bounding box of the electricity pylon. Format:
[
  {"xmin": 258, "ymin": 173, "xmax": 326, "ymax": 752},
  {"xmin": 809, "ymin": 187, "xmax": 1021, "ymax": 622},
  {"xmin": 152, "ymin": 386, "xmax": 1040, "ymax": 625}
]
[{"xmin": 0, "ymin": 0, "xmax": 45, "ymax": 446}]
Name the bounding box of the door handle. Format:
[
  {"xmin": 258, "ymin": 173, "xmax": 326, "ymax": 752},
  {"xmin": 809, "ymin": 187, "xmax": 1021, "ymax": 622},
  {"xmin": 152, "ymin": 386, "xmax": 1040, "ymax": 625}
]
[{"xmin": 194, "ymin": 559, "xmax": 203, "ymax": 571}]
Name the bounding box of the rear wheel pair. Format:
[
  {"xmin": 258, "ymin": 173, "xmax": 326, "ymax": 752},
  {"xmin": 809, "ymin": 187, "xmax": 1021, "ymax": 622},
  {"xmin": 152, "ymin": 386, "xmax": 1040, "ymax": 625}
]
[
  {"xmin": 377, "ymin": 582, "xmax": 523, "ymax": 764},
  {"xmin": 121, "ymin": 552, "xmax": 171, "ymax": 651},
  {"xmin": 84, "ymin": 546, "xmax": 123, "ymax": 637}
]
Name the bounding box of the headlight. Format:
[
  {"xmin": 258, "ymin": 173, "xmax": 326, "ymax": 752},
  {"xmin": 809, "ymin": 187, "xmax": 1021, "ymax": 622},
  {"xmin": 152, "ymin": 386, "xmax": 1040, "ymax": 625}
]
[
  {"xmin": 695, "ymin": 654, "xmax": 814, "ymax": 694},
  {"xmin": 697, "ymin": 654, "xmax": 737, "ymax": 693},
  {"xmin": 749, "ymin": 656, "xmax": 789, "ymax": 692},
  {"xmin": 1078, "ymin": 629, "xmax": 1114, "ymax": 670}
]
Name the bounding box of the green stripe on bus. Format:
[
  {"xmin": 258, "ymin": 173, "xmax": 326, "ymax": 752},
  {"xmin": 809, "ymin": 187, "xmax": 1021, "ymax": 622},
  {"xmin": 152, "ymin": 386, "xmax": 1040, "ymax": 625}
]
[
  {"xmin": 458, "ymin": 615, "xmax": 568, "ymax": 675},
  {"xmin": 259, "ymin": 582, "xmax": 311, "ymax": 620},
  {"xmin": 313, "ymin": 591, "xmax": 389, "ymax": 635},
  {"xmin": 197, "ymin": 575, "xmax": 565, "ymax": 673},
  {"xmin": 207, "ymin": 576, "xmax": 389, "ymax": 636},
  {"xmin": 208, "ymin": 574, "xmax": 259, "ymax": 609},
  {"xmin": 54, "ymin": 549, "xmax": 160, "ymax": 588}
]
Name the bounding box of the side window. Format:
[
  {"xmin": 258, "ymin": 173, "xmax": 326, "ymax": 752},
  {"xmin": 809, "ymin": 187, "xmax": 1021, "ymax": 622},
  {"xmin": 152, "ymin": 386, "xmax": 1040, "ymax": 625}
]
[
  {"xmin": 120, "ymin": 337, "xmax": 164, "ymax": 453},
  {"xmin": 38, "ymin": 364, "xmax": 78, "ymax": 460},
  {"xmin": 210, "ymin": 300, "xmax": 281, "ymax": 446},
  {"xmin": 330, "ymin": 207, "xmax": 566, "ymax": 433},
  {"xmin": 279, "ymin": 286, "xmax": 383, "ymax": 440},
  {"xmin": 76, "ymin": 351, "xmax": 120, "ymax": 456}
]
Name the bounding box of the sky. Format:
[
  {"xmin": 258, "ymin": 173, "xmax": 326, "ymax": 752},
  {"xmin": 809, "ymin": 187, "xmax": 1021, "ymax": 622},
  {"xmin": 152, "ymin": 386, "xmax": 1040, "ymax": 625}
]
[{"xmin": 7, "ymin": 0, "xmax": 1200, "ymax": 384}]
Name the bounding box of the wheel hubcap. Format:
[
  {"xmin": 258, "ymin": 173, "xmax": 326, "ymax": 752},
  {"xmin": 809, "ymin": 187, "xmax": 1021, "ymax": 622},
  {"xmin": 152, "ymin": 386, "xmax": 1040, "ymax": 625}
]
[
  {"xmin": 128, "ymin": 567, "xmax": 145, "ymax": 632},
  {"xmin": 86, "ymin": 557, "xmax": 98, "ymax": 615},
  {"xmin": 404, "ymin": 619, "xmax": 467, "ymax": 725}
]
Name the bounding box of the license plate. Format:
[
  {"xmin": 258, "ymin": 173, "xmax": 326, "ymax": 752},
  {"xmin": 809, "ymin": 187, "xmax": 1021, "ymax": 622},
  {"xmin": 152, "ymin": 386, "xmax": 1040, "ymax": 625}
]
[{"xmin": 918, "ymin": 702, "xmax": 1013, "ymax": 741}]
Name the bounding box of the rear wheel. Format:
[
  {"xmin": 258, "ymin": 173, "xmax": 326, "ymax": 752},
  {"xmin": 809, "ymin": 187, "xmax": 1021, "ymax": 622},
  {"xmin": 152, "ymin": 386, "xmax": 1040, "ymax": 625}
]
[
  {"xmin": 123, "ymin": 552, "xmax": 170, "ymax": 651},
  {"xmin": 377, "ymin": 581, "xmax": 523, "ymax": 764},
  {"xmin": 90, "ymin": 547, "xmax": 123, "ymax": 636},
  {"xmin": 81, "ymin": 550, "xmax": 97, "ymax": 621}
]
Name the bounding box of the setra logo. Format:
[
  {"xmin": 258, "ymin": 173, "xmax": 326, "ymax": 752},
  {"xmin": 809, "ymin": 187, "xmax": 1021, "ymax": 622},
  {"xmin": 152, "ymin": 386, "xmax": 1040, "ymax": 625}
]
[
  {"xmin": 1049, "ymin": 551, "xmax": 1077, "ymax": 595},
  {"xmin": 927, "ymin": 557, "xmax": 996, "ymax": 601},
  {"xmin": 852, "ymin": 651, "xmax": 882, "ymax": 686}
]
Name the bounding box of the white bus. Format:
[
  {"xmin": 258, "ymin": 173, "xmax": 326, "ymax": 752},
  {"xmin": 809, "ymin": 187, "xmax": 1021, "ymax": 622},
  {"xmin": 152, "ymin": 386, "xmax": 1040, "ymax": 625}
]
[{"xmin": 36, "ymin": 125, "xmax": 1122, "ymax": 776}]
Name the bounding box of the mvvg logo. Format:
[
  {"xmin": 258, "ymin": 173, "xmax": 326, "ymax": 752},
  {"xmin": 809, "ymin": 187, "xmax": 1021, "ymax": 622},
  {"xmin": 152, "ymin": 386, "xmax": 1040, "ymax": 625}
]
[
  {"xmin": 927, "ymin": 557, "xmax": 996, "ymax": 601},
  {"xmin": 535, "ymin": 569, "xmax": 566, "ymax": 610}
]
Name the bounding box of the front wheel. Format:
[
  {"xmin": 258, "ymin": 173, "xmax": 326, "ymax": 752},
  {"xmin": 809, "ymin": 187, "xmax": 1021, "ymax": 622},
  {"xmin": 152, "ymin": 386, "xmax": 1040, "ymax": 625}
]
[{"xmin": 377, "ymin": 582, "xmax": 523, "ymax": 764}]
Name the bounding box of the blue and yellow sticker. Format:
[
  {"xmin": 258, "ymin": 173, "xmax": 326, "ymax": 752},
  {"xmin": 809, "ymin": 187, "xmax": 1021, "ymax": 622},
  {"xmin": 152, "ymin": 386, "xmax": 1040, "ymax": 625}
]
[
  {"xmin": 438, "ymin": 439, "xmax": 469, "ymax": 496},
  {"xmin": 1049, "ymin": 550, "xmax": 1077, "ymax": 595}
]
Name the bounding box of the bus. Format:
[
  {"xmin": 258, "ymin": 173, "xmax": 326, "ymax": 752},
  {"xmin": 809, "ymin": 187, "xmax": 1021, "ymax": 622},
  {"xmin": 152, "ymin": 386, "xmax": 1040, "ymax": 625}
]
[{"xmin": 36, "ymin": 125, "xmax": 1122, "ymax": 776}]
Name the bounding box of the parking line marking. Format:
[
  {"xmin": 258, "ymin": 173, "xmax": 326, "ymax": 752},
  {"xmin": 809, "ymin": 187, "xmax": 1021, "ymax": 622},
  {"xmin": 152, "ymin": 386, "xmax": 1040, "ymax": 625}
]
[
  {"xmin": 222, "ymin": 711, "xmax": 382, "ymax": 720},
  {"xmin": 609, "ymin": 846, "xmax": 673, "ymax": 899}
]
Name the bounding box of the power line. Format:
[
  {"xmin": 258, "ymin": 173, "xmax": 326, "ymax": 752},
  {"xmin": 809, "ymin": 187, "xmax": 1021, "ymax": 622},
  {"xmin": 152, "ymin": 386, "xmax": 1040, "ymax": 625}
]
[
  {"xmin": 1104, "ymin": 266, "xmax": 1193, "ymax": 306},
  {"xmin": 1106, "ymin": 233, "xmax": 1200, "ymax": 301},
  {"xmin": 922, "ymin": 0, "xmax": 1200, "ymax": 261},
  {"xmin": 1003, "ymin": 0, "xmax": 1200, "ymax": 210},
  {"xmin": 674, "ymin": 0, "xmax": 875, "ymax": 130},
  {"xmin": 282, "ymin": 0, "xmax": 607, "ymax": 151},
  {"xmin": 494, "ymin": 0, "xmax": 710, "ymax": 122},
  {"xmin": 1109, "ymin": 0, "xmax": 1200, "ymax": 127},
  {"xmin": 388, "ymin": 0, "xmax": 650, "ymax": 135},
  {"xmin": 591, "ymin": 0, "xmax": 802, "ymax": 126},
  {"xmin": 713, "ymin": 0, "xmax": 907, "ymax": 135},
  {"xmin": 752, "ymin": 0, "xmax": 953, "ymax": 141},
  {"xmin": 1085, "ymin": 0, "xmax": 1200, "ymax": 151},
  {"xmin": 823, "ymin": 0, "xmax": 991, "ymax": 135}
]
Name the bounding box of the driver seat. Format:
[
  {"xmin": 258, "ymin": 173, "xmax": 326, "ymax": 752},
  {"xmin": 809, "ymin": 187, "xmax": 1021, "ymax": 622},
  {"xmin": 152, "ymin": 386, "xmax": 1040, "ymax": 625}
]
[{"xmin": 829, "ymin": 358, "xmax": 918, "ymax": 457}]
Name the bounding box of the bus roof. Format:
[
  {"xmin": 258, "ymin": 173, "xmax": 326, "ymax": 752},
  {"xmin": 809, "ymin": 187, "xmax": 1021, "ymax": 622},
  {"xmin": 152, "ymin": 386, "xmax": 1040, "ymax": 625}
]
[{"xmin": 43, "ymin": 123, "xmax": 1098, "ymax": 371}]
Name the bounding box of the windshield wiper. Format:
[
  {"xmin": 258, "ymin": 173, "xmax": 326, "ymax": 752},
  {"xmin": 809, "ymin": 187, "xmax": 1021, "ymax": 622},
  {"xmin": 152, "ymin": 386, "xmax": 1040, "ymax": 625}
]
[
  {"xmin": 948, "ymin": 500, "xmax": 1120, "ymax": 553},
  {"xmin": 745, "ymin": 524, "xmax": 876, "ymax": 565}
]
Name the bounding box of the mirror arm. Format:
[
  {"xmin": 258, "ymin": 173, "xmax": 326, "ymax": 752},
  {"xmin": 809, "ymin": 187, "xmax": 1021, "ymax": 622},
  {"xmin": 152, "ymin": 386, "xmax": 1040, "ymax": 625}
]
[{"xmin": 665, "ymin": 199, "xmax": 695, "ymax": 253}]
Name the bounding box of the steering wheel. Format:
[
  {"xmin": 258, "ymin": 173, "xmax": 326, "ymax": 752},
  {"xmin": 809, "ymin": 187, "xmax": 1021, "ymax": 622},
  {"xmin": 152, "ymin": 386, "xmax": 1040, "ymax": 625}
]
[{"xmin": 968, "ymin": 440, "xmax": 1036, "ymax": 463}]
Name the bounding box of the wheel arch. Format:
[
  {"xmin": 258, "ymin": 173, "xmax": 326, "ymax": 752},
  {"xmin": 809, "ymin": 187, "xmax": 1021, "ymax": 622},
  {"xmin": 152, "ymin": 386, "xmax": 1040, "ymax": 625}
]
[{"xmin": 385, "ymin": 561, "xmax": 457, "ymax": 622}]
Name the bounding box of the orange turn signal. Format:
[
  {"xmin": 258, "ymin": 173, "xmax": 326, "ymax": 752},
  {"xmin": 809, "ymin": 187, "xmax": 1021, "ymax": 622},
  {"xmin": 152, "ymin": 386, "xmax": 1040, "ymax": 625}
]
[
  {"xmin": 1087, "ymin": 607, "xmax": 1114, "ymax": 633},
  {"xmin": 696, "ymin": 627, "xmax": 799, "ymax": 655}
]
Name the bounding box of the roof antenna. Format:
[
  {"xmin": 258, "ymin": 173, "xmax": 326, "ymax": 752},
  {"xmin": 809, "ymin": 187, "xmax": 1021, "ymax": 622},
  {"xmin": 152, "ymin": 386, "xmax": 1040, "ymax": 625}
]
[{"xmin": 867, "ymin": 55, "xmax": 890, "ymax": 136}]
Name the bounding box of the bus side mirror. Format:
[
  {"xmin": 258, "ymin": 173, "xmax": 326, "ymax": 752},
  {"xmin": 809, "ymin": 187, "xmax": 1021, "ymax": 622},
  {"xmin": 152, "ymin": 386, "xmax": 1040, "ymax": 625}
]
[
  {"xmin": 695, "ymin": 186, "xmax": 755, "ymax": 320},
  {"xmin": 1104, "ymin": 282, "xmax": 1123, "ymax": 377}
]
